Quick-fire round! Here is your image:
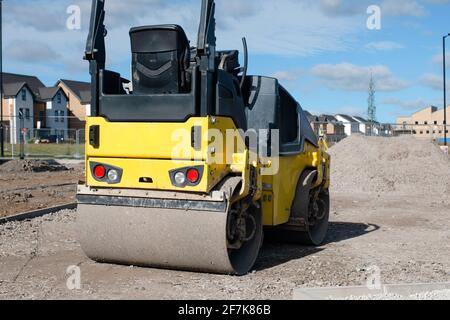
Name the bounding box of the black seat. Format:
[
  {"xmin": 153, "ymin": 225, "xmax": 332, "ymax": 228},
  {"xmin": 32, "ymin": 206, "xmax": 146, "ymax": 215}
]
[{"xmin": 129, "ymin": 24, "xmax": 190, "ymax": 95}]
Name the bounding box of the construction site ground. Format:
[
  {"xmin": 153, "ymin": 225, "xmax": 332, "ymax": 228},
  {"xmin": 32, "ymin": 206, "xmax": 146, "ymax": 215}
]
[
  {"xmin": 0, "ymin": 160, "xmax": 83, "ymax": 218},
  {"xmin": 0, "ymin": 136, "xmax": 449, "ymax": 299}
]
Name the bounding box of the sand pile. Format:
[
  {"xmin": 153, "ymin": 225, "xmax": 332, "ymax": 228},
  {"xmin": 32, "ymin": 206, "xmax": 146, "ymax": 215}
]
[
  {"xmin": 0, "ymin": 160, "xmax": 69, "ymax": 173},
  {"xmin": 328, "ymin": 135, "xmax": 450, "ymax": 195}
]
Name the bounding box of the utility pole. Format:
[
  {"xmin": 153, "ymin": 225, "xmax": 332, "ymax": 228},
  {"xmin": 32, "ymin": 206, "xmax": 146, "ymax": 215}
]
[
  {"xmin": 367, "ymin": 73, "xmax": 376, "ymax": 136},
  {"xmin": 0, "ymin": 0, "xmax": 4, "ymax": 158},
  {"xmin": 443, "ymin": 34, "xmax": 449, "ymax": 147}
]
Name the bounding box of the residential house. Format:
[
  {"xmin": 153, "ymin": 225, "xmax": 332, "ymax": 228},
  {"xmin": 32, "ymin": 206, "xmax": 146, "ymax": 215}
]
[
  {"xmin": 318, "ymin": 115, "xmax": 346, "ymax": 141},
  {"xmin": 378, "ymin": 123, "xmax": 393, "ymax": 137},
  {"xmin": 56, "ymin": 79, "xmax": 91, "ymax": 130},
  {"xmin": 352, "ymin": 116, "xmax": 370, "ymax": 135},
  {"xmin": 39, "ymin": 87, "xmax": 69, "ymax": 140},
  {"xmin": 2, "ymin": 73, "xmax": 48, "ymax": 128},
  {"xmin": 304, "ymin": 110, "xmax": 320, "ymax": 134},
  {"xmin": 335, "ymin": 114, "xmax": 360, "ymax": 136},
  {"xmin": 2, "ymin": 82, "xmax": 35, "ymax": 144}
]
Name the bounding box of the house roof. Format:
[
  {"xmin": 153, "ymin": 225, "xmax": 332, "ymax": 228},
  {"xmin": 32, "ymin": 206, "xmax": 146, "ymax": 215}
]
[
  {"xmin": 39, "ymin": 86, "xmax": 65, "ymax": 101},
  {"xmin": 303, "ymin": 110, "xmax": 318, "ymax": 122},
  {"xmin": 352, "ymin": 116, "xmax": 368, "ymax": 123},
  {"xmin": 2, "ymin": 82, "xmax": 28, "ymax": 98},
  {"xmin": 2, "ymin": 72, "xmax": 46, "ymax": 100},
  {"xmin": 319, "ymin": 114, "xmax": 339, "ymax": 123},
  {"xmin": 57, "ymin": 79, "xmax": 91, "ymax": 104},
  {"xmin": 336, "ymin": 114, "xmax": 356, "ymax": 122}
]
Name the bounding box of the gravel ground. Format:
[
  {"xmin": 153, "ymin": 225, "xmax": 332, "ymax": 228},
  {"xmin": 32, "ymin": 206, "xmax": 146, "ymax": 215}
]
[
  {"xmin": 0, "ymin": 191, "xmax": 449, "ymax": 300},
  {"xmin": 0, "ymin": 137, "xmax": 449, "ymax": 299},
  {"xmin": 341, "ymin": 289, "xmax": 450, "ymax": 300},
  {"xmin": 0, "ymin": 160, "xmax": 83, "ymax": 217}
]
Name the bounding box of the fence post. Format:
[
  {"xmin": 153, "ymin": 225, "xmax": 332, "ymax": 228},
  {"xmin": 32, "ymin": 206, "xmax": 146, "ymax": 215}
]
[
  {"xmin": 19, "ymin": 112, "xmax": 25, "ymax": 160},
  {"xmin": 75, "ymin": 129, "xmax": 80, "ymax": 159}
]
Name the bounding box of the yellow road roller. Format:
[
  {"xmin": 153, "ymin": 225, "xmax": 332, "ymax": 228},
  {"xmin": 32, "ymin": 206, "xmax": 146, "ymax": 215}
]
[{"xmin": 77, "ymin": 0, "xmax": 331, "ymax": 275}]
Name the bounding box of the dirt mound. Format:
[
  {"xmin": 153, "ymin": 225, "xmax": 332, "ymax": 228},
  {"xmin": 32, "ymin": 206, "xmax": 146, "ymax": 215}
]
[
  {"xmin": 0, "ymin": 160, "xmax": 69, "ymax": 173},
  {"xmin": 328, "ymin": 135, "xmax": 450, "ymax": 195}
]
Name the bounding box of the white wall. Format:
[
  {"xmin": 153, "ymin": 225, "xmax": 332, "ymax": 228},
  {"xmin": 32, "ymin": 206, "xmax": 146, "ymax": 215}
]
[
  {"xmin": 358, "ymin": 123, "xmax": 366, "ymax": 134},
  {"xmin": 85, "ymin": 104, "xmax": 91, "ymax": 117},
  {"xmin": 10, "ymin": 88, "xmax": 34, "ymax": 144},
  {"xmin": 336, "ymin": 116, "xmax": 359, "ymax": 136}
]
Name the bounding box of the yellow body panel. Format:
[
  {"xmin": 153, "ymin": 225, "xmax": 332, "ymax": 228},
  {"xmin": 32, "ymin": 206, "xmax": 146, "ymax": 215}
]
[
  {"xmin": 84, "ymin": 116, "xmax": 330, "ymax": 227},
  {"xmin": 262, "ymin": 142, "xmax": 329, "ymax": 226},
  {"xmin": 85, "ymin": 116, "xmax": 245, "ymax": 193},
  {"xmin": 87, "ymin": 117, "xmax": 210, "ymax": 160}
]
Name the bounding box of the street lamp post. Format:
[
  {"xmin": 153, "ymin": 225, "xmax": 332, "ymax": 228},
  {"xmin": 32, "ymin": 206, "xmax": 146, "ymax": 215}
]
[{"xmin": 444, "ymin": 34, "xmax": 450, "ymax": 147}]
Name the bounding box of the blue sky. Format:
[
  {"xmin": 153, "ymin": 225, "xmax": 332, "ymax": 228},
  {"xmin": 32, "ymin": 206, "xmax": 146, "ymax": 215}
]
[{"xmin": 2, "ymin": 0, "xmax": 450, "ymax": 123}]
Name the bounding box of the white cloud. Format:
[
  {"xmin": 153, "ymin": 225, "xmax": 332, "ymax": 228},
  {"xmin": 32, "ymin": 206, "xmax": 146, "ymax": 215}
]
[
  {"xmin": 316, "ymin": 0, "xmax": 431, "ymax": 17},
  {"xmin": 421, "ymin": 73, "xmax": 443, "ymax": 90},
  {"xmin": 2, "ymin": 0, "xmax": 448, "ymax": 86},
  {"xmin": 432, "ymin": 53, "xmax": 450, "ymax": 67},
  {"xmin": 6, "ymin": 40, "xmax": 62, "ymax": 63},
  {"xmin": 383, "ymin": 98, "xmax": 436, "ymax": 110},
  {"xmin": 381, "ymin": 0, "xmax": 426, "ymax": 17},
  {"xmin": 336, "ymin": 106, "xmax": 366, "ymax": 116},
  {"xmin": 365, "ymin": 41, "xmax": 405, "ymax": 51},
  {"xmin": 271, "ymin": 69, "xmax": 303, "ymax": 82},
  {"xmin": 317, "ymin": 0, "xmax": 367, "ymax": 17},
  {"xmin": 311, "ymin": 63, "xmax": 410, "ymax": 92}
]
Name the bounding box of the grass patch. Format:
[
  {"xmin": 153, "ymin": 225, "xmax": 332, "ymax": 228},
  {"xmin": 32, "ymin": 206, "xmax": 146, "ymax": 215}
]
[{"xmin": 2, "ymin": 143, "xmax": 85, "ymax": 159}]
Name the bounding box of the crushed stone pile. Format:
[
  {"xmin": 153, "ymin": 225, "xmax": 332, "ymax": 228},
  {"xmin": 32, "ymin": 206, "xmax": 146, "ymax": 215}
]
[
  {"xmin": 0, "ymin": 160, "xmax": 69, "ymax": 173},
  {"xmin": 328, "ymin": 135, "xmax": 450, "ymax": 195}
]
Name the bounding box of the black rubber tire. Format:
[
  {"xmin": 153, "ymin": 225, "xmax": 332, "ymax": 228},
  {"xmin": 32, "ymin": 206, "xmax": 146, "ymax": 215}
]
[
  {"xmin": 269, "ymin": 170, "xmax": 330, "ymax": 246},
  {"xmin": 228, "ymin": 202, "xmax": 264, "ymax": 275},
  {"xmin": 296, "ymin": 189, "xmax": 330, "ymax": 246}
]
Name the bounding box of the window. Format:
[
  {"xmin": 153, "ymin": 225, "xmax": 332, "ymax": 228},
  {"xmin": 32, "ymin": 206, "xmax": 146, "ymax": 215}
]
[
  {"xmin": 420, "ymin": 131, "xmax": 423, "ymax": 135},
  {"xmin": 56, "ymin": 92, "xmax": 62, "ymax": 104},
  {"xmin": 18, "ymin": 108, "xmax": 24, "ymax": 120},
  {"xmin": 21, "ymin": 89, "xmax": 26, "ymax": 101},
  {"xmin": 415, "ymin": 121, "xmax": 419, "ymax": 125},
  {"xmin": 25, "ymin": 109, "xmax": 30, "ymax": 120},
  {"xmin": 55, "ymin": 111, "xmax": 59, "ymax": 122},
  {"xmin": 434, "ymin": 121, "xmax": 438, "ymax": 125},
  {"xmin": 426, "ymin": 131, "xmax": 430, "ymax": 134},
  {"xmin": 279, "ymin": 87, "xmax": 299, "ymax": 145},
  {"xmin": 424, "ymin": 121, "xmax": 428, "ymax": 125},
  {"xmin": 60, "ymin": 111, "xmax": 65, "ymax": 123}
]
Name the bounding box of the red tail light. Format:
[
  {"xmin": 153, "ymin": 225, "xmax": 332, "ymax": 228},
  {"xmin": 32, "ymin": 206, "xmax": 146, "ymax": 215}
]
[
  {"xmin": 94, "ymin": 165, "xmax": 106, "ymax": 178},
  {"xmin": 186, "ymin": 168, "xmax": 200, "ymax": 183}
]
